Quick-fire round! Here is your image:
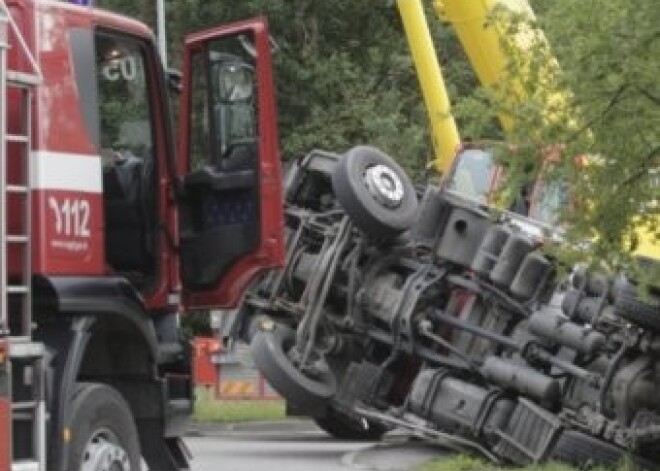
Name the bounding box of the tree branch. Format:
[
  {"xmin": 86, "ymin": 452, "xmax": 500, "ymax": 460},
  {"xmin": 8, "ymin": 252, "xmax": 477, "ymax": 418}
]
[
  {"xmin": 566, "ymin": 84, "xmax": 629, "ymax": 143},
  {"xmin": 619, "ymin": 145, "xmax": 660, "ymax": 188},
  {"xmin": 636, "ymin": 86, "xmax": 660, "ymax": 105}
]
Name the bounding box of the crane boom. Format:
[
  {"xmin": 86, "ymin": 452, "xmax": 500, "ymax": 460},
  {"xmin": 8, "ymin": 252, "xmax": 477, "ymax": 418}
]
[
  {"xmin": 435, "ymin": 0, "xmax": 542, "ymax": 133},
  {"xmin": 397, "ymin": 0, "xmax": 545, "ymax": 173},
  {"xmin": 396, "ymin": 0, "xmax": 460, "ymax": 174}
]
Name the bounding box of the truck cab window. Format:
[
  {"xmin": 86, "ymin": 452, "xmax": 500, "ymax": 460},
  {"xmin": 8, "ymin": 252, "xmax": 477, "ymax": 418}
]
[
  {"xmin": 446, "ymin": 148, "xmax": 496, "ymax": 203},
  {"xmin": 190, "ymin": 36, "xmax": 258, "ymax": 172},
  {"xmin": 96, "ymin": 33, "xmax": 157, "ymax": 282},
  {"xmin": 529, "ymin": 179, "xmax": 569, "ymax": 225},
  {"xmin": 179, "ymin": 33, "xmax": 261, "ymax": 289}
]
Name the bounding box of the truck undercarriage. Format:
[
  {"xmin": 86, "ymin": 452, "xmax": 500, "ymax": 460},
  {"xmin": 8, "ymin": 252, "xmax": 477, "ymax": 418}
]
[{"xmin": 237, "ymin": 146, "xmax": 660, "ymax": 469}]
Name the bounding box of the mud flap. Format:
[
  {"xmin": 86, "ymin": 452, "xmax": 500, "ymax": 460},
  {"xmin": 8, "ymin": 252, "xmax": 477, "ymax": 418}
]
[{"xmin": 139, "ymin": 419, "xmax": 190, "ymax": 471}]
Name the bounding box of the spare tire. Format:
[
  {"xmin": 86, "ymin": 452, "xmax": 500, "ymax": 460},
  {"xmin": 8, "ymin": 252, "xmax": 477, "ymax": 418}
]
[{"xmin": 331, "ymin": 146, "xmax": 418, "ymax": 239}]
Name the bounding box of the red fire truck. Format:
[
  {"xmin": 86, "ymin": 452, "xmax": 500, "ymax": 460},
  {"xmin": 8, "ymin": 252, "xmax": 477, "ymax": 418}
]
[{"xmin": 0, "ymin": 1, "xmax": 285, "ymax": 469}]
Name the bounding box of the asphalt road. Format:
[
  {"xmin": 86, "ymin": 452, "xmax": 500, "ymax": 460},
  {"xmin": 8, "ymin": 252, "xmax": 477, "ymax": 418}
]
[
  {"xmin": 184, "ymin": 423, "xmax": 452, "ymax": 471},
  {"xmin": 186, "ymin": 435, "xmax": 373, "ymax": 471}
]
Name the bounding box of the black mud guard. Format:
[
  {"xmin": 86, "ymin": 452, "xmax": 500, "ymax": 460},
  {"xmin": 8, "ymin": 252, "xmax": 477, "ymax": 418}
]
[{"xmin": 32, "ymin": 275, "xmax": 188, "ymax": 471}]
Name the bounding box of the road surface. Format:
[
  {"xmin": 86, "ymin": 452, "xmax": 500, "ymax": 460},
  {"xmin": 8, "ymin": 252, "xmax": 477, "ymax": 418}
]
[{"xmin": 185, "ymin": 423, "xmax": 452, "ymax": 471}]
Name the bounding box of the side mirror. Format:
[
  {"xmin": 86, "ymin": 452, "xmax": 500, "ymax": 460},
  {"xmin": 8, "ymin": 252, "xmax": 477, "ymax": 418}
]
[
  {"xmin": 167, "ymin": 68, "xmax": 182, "ymax": 93},
  {"xmin": 211, "ymin": 59, "xmax": 254, "ymax": 103},
  {"xmin": 209, "ymin": 56, "xmax": 256, "ymax": 159}
]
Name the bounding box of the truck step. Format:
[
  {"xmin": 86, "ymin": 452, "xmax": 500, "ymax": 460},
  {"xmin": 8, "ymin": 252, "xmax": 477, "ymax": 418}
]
[
  {"xmin": 6, "ymin": 184, "xmax": 28, "ymax": 193},
  {"xmin": 157, "ymin": 342, "xmax": 184, "ymax": 363},
  {"xmin": 7, "ymin": 235, "xmax": 29, "ymax": 244},
  {"xmin": 6, "ymin": 70, "xmax": 40, "ymax": 87},
  {"xmin": 6, "ymin": 286, "xmax": 29, "ymax": 294},
  {"xmin": 5, "ymin": 133, "xmax": 29, "ymax": 143}
]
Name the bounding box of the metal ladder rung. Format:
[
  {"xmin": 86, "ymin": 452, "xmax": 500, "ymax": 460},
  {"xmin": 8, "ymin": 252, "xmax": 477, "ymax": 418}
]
[
  {"xmin": 12, "ymin": 412, "xmax": 36, "ymax": 422},
  {"xmin": 6, "ymin": 184, "xmax": 28, "ymax": 193},
  {"xmin": 11, "ymin": 400, "xmax": 37, "ymax": 411},
  {"xmin": 9, "ymin": 341, "xmax": 44, "ymax": 358},
  {"xmin": 7, "ymin": 286, "xmax": 29, "ymax": 294},
  {"xmin": 3, "ymin": 15, "xmax": 44, "ymax": 471},
  {"xmin": 6, "ymin": 133, "xmax": 29, "ymax": 143},
  {"xmin": 11, "ymin": 461, "xmax": 40, "ymax": 471},
  {"xmin": 6, "ymin": 70, "xmax": 40, "ymax": 87},
  {"xmin": 7, "ymin": 234, "xmax": 28, "ymax": 243}
]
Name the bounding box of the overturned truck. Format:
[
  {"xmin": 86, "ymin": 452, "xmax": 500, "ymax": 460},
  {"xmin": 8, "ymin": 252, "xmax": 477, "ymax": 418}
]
[{"xmin": 234, "ymin": 146, "xmax": 660, "ymax": 468}]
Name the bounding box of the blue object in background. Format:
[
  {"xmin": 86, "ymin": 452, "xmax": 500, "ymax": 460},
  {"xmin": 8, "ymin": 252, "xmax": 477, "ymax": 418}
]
[{"xmin": 70, "ymin": 0, "xmax": 93, "ymax": 5}]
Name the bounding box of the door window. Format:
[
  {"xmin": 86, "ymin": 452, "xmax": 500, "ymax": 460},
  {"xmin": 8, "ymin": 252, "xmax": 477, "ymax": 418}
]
[
  {"xmin": 96, "ymin": 33, "xmax": 157, "ymax": 279},
  {"xmin": 189, "ymin": 35, "xmax": 258, "ymax": 172}
]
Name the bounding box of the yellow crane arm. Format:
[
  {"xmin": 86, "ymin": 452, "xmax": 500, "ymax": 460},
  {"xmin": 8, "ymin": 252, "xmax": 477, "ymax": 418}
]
[
  {"xmin": 396, "ymin": 0, "xmax": 540, "ymax": 173},
  {"xmin": 396, "ymin": 0, "xmax": 460, "ymax": 174},
  {"xmin": 434, "ymin": 0, "xmax": 545, "ymax": 133},
  {"xmin": 434, "ymin": 0, "xmax": 536, "ymax": 91}
]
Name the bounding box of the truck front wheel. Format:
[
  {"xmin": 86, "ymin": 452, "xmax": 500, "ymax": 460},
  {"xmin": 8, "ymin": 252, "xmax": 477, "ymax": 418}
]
[
  {"xmin": 331, "ymin": 146, "xmax": 418, "ymax": 240},
  {"xmin": 250, "ymin": 322, "xmax": 337, "ymax": 413},
  {"xmin": 68, "ymin": 382, "xmax": 141, "ymax": 471}
]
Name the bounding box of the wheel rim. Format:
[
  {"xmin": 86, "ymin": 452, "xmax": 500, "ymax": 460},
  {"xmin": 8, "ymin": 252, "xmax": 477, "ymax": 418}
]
[
  {"xmin": 363, "ymin": 164, "xmax": 404, "ymax": 208},
  {"xmin": 81, "ymin": 428, "xmax": 131, "ymax": 471}
]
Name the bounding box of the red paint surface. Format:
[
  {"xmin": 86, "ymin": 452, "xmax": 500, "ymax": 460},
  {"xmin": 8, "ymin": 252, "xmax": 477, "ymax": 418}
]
[
  {"xmin": 31, "ymin": 189, "xmax": 104, "ymax": 275},
  {"xmin": 179, "ymin": 18, "xmax": 285, "ymax": 309},
  {"xmin": 0, "ymin": 397, "xmax": 10, "ymax": 471}
]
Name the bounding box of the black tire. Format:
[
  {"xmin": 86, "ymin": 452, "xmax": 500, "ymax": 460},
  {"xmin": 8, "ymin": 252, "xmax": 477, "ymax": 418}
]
[
  {"xmin": 314, "ymin": 405, "xmax": 388, "ymax": 440},
  {"xmin": 331, "ymin": 146, "xmax": 418, "ymax": 239},
  {"xmin": 250, "ymin": 322, "xmax": 336, "ymax": 413},
  {"xmin": 549, "ymin": 430, "xmax": 657, "ymax": 470},
  {"xmin": 614, "ymin": 283, "xmax": 660, "ymax": 332},
  {"xmin": 68, "ymin": 382, "xmax": 141, "ymax": 471}
]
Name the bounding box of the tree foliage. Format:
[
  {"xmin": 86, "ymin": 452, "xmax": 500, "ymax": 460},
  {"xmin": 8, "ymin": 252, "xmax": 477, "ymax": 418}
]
[
  {"xmin": 454, "ymin": 0, "xmax": 660, "ymax": 278},
  {"xmin": 539, "ymin": 0, "xmax": 659, "ymax": 271},
  {"xmin": 96, "ymin": 0, "xmax": 477, "ymax": 178}
]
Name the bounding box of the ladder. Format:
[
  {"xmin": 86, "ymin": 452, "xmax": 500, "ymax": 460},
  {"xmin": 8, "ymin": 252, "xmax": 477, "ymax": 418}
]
[{"xmin": 0, "ymin": 4, "xmax": 45, "ymax": 471}]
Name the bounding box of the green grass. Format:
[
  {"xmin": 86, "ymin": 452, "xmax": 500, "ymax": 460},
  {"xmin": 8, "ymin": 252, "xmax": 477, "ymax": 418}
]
[
  {"xmin": 193, "ymin": 388, "xmax": 286, "ymax": 423},
  {"xmin": 414, "ymin": 454, "xmax": 635, "ymax": 471},
  {"xmin": 415, "ymin": 455, "xmax": 490, "ymax": 471}
]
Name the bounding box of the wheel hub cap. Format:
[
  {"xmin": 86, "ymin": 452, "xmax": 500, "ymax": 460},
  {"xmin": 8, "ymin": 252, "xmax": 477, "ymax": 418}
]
[
  {"xmin": 363, "ymin": 165, "xmax": 404, "ymax": 208},
  {"xmin": 81, "ymin": 430, "xmax": 131, "ymax": 471}
]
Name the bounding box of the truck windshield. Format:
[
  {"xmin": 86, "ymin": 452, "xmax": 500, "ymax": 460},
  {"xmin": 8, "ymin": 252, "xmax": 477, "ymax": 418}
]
[
  {"xmin": 445, "ymin": 148, "xmax": 495, "ymax": 203},
  {"xmin": 529, "ymin": 178, "xmax": 569, "ymax": 225},
  {"xmin": 96, "ymin": 34, "xmax": 153, "ymax": 164}
]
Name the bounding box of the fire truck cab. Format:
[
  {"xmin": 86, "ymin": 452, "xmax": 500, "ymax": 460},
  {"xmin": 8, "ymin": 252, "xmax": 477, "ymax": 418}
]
[{"xmin": 0, "ymin": 1, "xmax": 284, "ymax": 470}]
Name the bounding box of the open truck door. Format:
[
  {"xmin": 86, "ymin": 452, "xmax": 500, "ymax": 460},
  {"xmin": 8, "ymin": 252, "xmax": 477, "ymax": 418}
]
[{"xmin": 177, "ymin": 18, "xmax": 285, "ymax": 308}]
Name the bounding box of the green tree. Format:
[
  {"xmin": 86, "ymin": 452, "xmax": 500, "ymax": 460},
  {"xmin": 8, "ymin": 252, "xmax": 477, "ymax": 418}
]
[{"xmin": 455, "ymin": 1, "xmax": 660, "ymax": 278}]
